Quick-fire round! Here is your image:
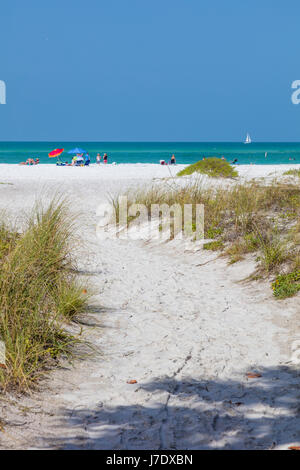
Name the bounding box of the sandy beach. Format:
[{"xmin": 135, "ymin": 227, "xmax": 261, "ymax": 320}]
[
  {"xmin": 0, "ymin": 163, "xmax": 299, "ymax": 450},
  {"xmin": 1, "ymin": 162, "xmax": 300, "ymax": 182}
]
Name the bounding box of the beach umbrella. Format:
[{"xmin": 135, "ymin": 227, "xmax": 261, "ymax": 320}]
[
  {"xmin": 49, "ymin": 148, "xmax": 64, "ymax": 158},
  {"xmin": 68, "ymin": 147, "xmax": 86, "ymax": 154}
]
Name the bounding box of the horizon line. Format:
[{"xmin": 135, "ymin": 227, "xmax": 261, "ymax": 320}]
[{"xmin": 1, "ymin": 140, "xmax": 300, "ymax": 144}]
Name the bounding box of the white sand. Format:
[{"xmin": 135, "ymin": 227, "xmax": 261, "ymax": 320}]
[
  {"xmin": 1, "ymin": 162, "xmax": 300, "ymax": 182},
  {"xmin": 0, "ymin": 164, "xmax": 299, "ymax": 450}
]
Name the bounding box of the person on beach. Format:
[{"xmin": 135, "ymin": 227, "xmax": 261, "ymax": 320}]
[
  {"xmin": 103, "ymin": 153, "xmax": 108, "ymax": 164},
  {"xmin": 76, "ymin": 154, "xmax": 84, "ymax": 165},
  {"xmin": 19, "ymin": 157, "xmax": 38, "ymax": 165},
  {"xmin": 170, "ymin": 154, "xmax": 176, "ymax": 164},
  {"xmin": 96, "ymin": 153, "xmax": 101, "ymax": 164}
]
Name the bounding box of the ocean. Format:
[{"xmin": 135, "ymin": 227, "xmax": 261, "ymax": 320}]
[{"xmin": 1, "ymin": 142, "xmax": 300, "ymax": 165}]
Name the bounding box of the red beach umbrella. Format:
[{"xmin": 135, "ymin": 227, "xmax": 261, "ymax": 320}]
[{"xmin": 48, "ymin": 148, "xmax": 64, "ymax": 158}]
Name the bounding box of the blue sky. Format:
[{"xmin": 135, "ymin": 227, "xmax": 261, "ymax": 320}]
[{"xmin": 1, "ymin": 0, "xmax": 300, "ymax": 141}]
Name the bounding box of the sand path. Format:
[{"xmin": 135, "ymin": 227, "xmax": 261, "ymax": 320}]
[
  {"xmin": 0, "ymin": 168, "xmax": 299, "ymax": 449},
  {"xmin": 1, "ymin": 235, "xmax": 299, "ymax": 450}
]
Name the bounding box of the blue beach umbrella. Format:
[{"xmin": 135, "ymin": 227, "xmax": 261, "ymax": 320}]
[{"xmin": 68, "ymin": 147, "xmax": 87, "ymax": 154}]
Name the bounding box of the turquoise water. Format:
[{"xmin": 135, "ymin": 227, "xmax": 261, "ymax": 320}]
[{"xmin": 1, "ymin": 142, "xmax": 300, "ymax": 165}]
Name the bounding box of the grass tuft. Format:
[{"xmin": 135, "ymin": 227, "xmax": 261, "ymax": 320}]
[
  {"xmin": 203, "ymin": 240, "xmax": 224, "ymax": 251},
  {"xmin": 177, "ymin": 158, "xmax": 238, "ymax": 178},
  {"xmin": 272, "ymin": 271, "xmax": 300, "ymax": 299}
]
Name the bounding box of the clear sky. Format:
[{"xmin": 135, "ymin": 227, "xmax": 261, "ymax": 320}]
[{"xmin": 1, "ymin": 0, "xmax": 300, "ymax": 141}]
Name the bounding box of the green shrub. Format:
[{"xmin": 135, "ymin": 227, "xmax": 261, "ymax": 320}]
[
  {"xmin": 206, "ymin": 226, "xmax": 223, "ymax": 239},
  {"xmin": 272, "ymin": 271, "xmax": 300, "ymax": 299},
  {"xmin": 177, "ymin": 158, "xmax": 238, "ymax": 178},
  {"xmin": 203, "ymin": 240, "xmax": 224, "ymax": 251}
]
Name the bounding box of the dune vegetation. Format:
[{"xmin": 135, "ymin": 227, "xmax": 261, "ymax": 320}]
[
  {"xmin": 0, "ymin": 200, "xmax": 89, "ymax": 392},
  {"xmin": 114, "ymin": 178, "xmax": 300, "ymax": 300},
  {"xmin": 283, "ymin": 168, "xmax": 300, "ymax": 177},
  {"xmin": 177, "ymin": 157, "xmax": 238, "ymax": 178}
]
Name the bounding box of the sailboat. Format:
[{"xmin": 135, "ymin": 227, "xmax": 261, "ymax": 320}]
[{"xmin": 244, "ymin": 133, "xmax": 252, "ymax": 144}]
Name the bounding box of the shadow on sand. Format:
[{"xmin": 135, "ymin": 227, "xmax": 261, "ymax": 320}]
[{"xmin": 40, "ymin": 365, "xmax": 300, "ymax": 450}]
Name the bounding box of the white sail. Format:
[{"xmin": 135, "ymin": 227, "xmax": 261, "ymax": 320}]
[{"xmin": 244, "ymin": 133, "xmax": 251, "ymax": 144}]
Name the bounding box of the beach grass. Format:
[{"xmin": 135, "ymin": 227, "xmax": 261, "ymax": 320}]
[
  {"xmin": 177, "ymin": 157, "xmax": 238, "ymax": 178},
  {"xmin": 0, "ymin": 200, "xmax": 90, "ymax": 391},
  {"xmin": 272, "ymin": 270, "xmax": 300, "ymax": 299},
  {"xmin": 114, "ymin": 178, "xmax": 300, "ymax": 298},
  {"xmin": 283, "ymin": 168, "xmax": 300, "ymax": 177}
]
